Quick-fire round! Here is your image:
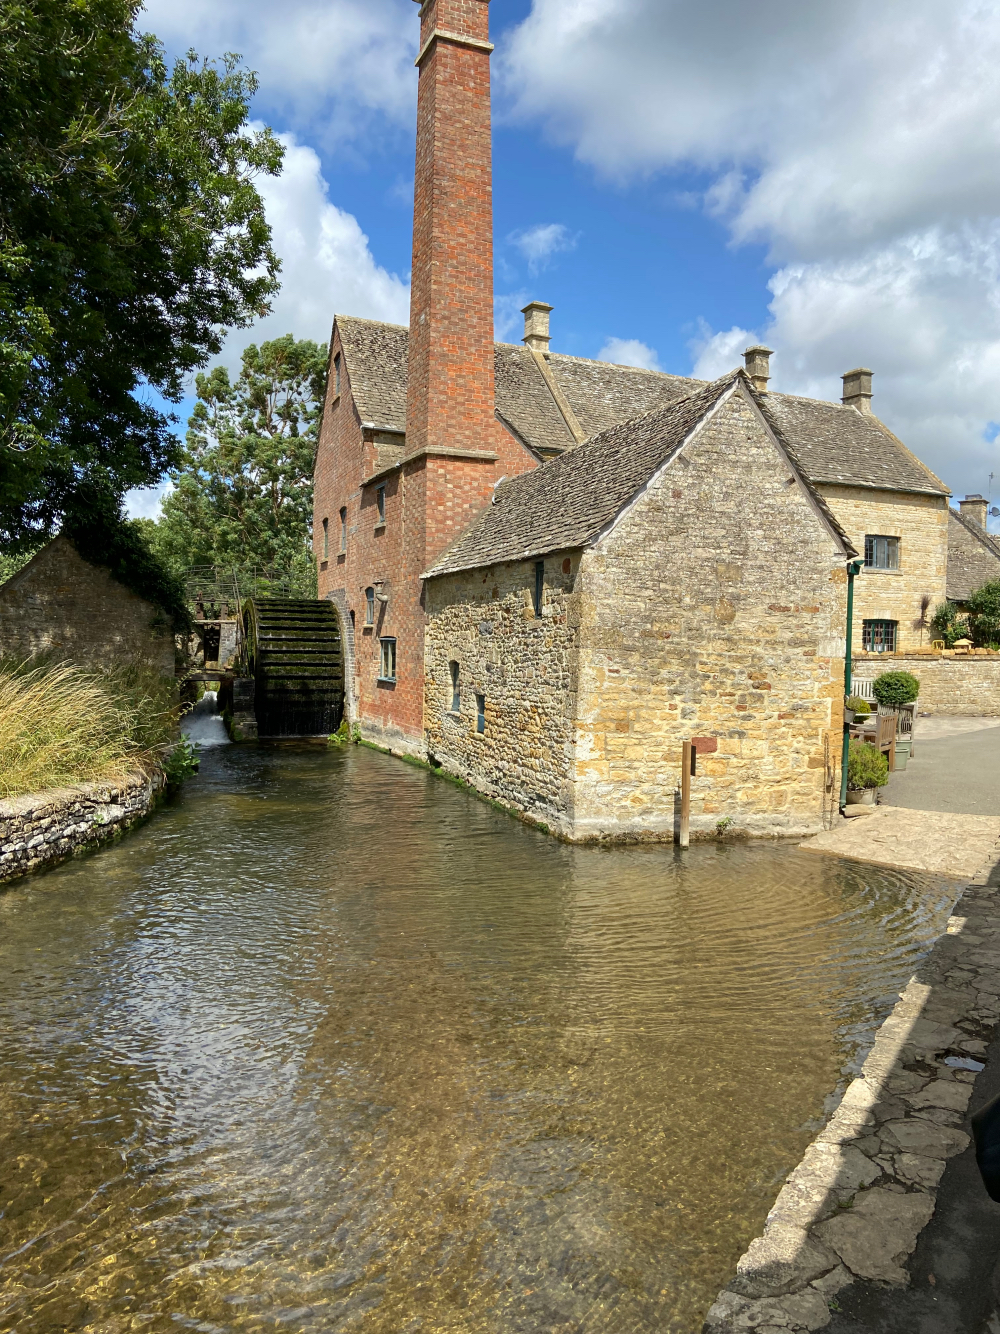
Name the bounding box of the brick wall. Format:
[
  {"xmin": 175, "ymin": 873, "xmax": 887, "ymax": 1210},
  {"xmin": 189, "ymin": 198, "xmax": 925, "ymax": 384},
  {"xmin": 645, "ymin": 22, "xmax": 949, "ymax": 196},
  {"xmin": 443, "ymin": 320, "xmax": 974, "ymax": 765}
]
[
  {"xmin": 0, "ymin": 537, "xmax": 176, "ymax": 678},
  {"xmin": 818, "ymin": 485, "xmax": 948, "ymax": 652},
  {"xmin": 853, "ymin": 653, "xmax": 1000, "ymax": 716}
]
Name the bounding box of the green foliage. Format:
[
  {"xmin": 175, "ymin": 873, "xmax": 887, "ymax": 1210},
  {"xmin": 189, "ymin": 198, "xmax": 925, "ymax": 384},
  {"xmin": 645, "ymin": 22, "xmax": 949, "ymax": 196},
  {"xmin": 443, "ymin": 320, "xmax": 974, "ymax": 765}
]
[
  {"xmin": 967, "ymin": 578, "xmax": 1000, "ymax": 647},
  {"xmin": 163, "ymin": 734, "xmax": 199, "ymax": 788},
  {"xmin": 60, "ymin": 485, "xmax": 189, "ymax": 630},
  {"xmin": 872, "ymin": 670, "xmax": 920, "ymax": 708},
  {"xmin": 0, "ymin": 0, "xmax": 283, "ymax": 551},
  {"xmin": 931, "ymin": 600, "xmax": 967, "ymax": 647},
  {"xmin": 846, "ymin": 695, "xmax": 871, "ymax": 716},
  {"xmin": 847, "ymin": 740, "xmax": 889, "ymax": 791},
  {"xmin": 0, "ymin": 656, "xmax": 177, "ymax": 797},
  {"xmin": 149, "ymin": 335, "xmax": 327, "ymax": 594}
]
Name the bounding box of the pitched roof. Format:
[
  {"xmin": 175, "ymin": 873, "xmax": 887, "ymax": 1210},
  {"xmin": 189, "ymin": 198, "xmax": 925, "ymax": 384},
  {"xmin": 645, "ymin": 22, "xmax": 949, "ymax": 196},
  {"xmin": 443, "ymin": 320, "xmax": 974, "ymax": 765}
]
[
  {"xmin": 947, "ymin": 508, "xmax": 1000, "ymax": 602},
  {"xmin": 333, "ymin": 316, "xmax": 949, "ymax": 494},
  {"xmin": 424, "ymin": 373, "xmax": 856, "ymax": 578},
  {"xmin": 759, "ymin": 395, "xmax": 948, "ymax": 496}
]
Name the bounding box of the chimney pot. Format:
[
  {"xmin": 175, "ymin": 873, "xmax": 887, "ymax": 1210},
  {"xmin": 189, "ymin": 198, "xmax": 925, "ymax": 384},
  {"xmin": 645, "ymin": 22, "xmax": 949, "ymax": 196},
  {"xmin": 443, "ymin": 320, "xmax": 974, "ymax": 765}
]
[
  {"xmin": 743, "ymin": 345, "xmax": 773, "ymax": 393},
  {"xmin": 522, "ymin": 301, "xmax": 553, "ymax": 353},
  {"xmin": 842, "ymin": 367, "xmax": 873, "ymax": 414},
  {"xmin": 960, "ymin": 494, "xmax": 989, "ymax": 528}
]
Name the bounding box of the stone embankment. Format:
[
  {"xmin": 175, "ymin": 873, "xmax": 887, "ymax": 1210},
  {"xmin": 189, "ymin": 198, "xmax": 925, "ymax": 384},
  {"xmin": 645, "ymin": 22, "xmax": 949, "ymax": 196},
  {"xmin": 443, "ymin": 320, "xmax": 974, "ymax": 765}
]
[
  {"xmin": 0, "ymin": 772, "xmax": 162, "ymax": 883},
  {"xmin": 704, "ymin": 836, "xmax": 1000, "ymax": 1333}
]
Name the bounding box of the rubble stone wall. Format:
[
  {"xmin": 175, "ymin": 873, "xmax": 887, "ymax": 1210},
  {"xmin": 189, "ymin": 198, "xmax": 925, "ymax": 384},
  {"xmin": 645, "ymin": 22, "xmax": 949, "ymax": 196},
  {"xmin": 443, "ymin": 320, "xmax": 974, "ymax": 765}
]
[
  {"xmin": 0, "ymin": 772, "xmax": 162, "ymax": 884},
  {"xmin": 853, "ymin": 653, "xmax": 1000, "ymax": 716}
]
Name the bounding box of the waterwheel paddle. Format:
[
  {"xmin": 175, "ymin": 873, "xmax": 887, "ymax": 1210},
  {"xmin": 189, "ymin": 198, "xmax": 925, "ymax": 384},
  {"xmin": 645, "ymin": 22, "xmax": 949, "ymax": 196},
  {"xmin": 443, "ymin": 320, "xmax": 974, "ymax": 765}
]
[{"xmin": 242, "ymin": 599, "xmax": 344, "ymax": 738}]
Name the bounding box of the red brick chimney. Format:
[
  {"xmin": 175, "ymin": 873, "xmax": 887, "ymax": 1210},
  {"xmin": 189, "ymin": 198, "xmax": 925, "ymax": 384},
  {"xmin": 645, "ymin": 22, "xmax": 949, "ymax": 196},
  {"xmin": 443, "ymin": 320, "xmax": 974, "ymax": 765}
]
[{"xmin": 406, "ymin": 0, "xmax": 499, "ymax": 460}]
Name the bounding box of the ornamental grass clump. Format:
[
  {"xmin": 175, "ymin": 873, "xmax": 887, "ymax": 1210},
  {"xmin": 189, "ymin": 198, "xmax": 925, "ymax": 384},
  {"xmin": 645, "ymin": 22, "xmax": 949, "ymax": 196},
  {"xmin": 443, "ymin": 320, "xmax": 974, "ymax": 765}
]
[
  {"xmin": 847, "ymin": 740, "xmax": 890, "ymax": 791},
  {"xmin": 872, "ymin": 670, "xmax": 920, "ymax": 709},
  {"xmin": 0, "ymin": 661, "xmax": 175, "ymax": 799}
]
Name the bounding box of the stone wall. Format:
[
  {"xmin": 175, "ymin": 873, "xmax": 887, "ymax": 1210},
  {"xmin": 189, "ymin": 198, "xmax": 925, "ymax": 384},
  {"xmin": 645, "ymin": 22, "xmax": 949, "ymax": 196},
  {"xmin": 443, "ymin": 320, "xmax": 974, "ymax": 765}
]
[
  {"xmin": 571, "ymin": 388, "xmax": 847, "ymax": 840},
  {"xmin": 853, "ymin": 652, "xmax": 1000, "ymax": 716},
  {"xmin": 0, "ymin": 772, "xmax": 162, "ymax": 883},
  {"xmin": 424, "ymin": 554, "xmax": 580, "ymax": 829},
  {"xmin": 818, "ymin": 485, "xmax": 949, "ymax": 653},
  {"xmin": 0, "ymin": 536, "xmax": 176, "ymax": 678}
]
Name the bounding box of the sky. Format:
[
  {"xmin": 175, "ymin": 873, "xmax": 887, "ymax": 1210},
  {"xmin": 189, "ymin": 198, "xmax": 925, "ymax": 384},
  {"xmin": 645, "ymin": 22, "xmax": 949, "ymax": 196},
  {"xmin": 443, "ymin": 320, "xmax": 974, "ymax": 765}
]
[{"xmin": 130, "ymin": 0, "xmax": 1000, "ymax": 532}]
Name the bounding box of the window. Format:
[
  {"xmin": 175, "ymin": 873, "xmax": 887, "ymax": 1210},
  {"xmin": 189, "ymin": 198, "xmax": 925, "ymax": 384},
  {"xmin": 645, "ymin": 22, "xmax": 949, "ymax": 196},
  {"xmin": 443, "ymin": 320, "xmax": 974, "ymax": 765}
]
[
  {"xmin": 476, "ymin": 694, "xmax": 486, "ymax": 734},
  {"xmin": 862, "ymin": 619, "xmax": 897, "ymax": 653},
  {"xmin": 449, "ymin": 661, "xmax": 460, "ymax": 712},
  {"xmin": 334, "ymin": 352, "xmax": 341, "ymax": 397},
  {"xmin": 379, "ymin": 637, "xmax": 397, "ymax": 681},
  {"xmin": 322, "ymin": 516, "xmax": 329, "ymax": 560},
  {"xmin": 376, "ymin": 485, "xmax": 386, "ymax": 525},
  {"xmin": 365, "ymin": 587, "xmax": 375, "ymax": 625},
  {"xmin": 533, "ymin": 560, "xmax": 544, "ymax": 616},
  {"xmin": 350, "ymin": 609, "xmax": 355, "ymax": 631},
  {"xmin": 864, "ymin": 535, "xmax": 900, "ymax": 570},
  {"xmin": 339, "ymin": 507, "xmax": 347, "ymax": 553}
]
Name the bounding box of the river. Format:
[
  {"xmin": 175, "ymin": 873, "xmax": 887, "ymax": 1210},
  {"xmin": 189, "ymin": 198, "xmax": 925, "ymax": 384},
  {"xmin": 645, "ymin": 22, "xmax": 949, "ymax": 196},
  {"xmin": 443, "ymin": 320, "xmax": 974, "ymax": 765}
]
[{"xmin": 0, "ymin": 743, "xmax": 959, "ymax": 1333}]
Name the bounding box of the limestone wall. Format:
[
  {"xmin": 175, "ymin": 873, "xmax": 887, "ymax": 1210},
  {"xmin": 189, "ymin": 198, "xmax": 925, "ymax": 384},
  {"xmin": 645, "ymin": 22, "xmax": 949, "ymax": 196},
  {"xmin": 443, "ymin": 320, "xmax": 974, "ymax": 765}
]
[
  {"xmin": 424, "ymin": 556, "xmax": 580, "ymax": 830},
  {"xmin": 853, "ymin": 653, "xmax": 1000, "ymax": 716},
  {"xmin": 0, "ymin": 536, "xmax": 176, "ymax": 678},
  {"xmin": 818, "ymin": 485, "xmax": 949, "ymax": 653},
  {"xmin": 0, "ymin": 772, "xmax": 162, "ymax": 883},
  {"xmin": 572, "ymin": 388, "xmax": 847, "ymax": 840}
]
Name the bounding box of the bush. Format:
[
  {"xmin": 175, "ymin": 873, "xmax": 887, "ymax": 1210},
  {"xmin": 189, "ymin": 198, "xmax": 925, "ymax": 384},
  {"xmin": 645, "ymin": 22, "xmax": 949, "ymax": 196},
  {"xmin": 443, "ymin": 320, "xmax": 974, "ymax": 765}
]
[
  {"xmin": 872, "ymin": 671, "xmax": 920, "ymax": 708},
  {"xmin": 846, "ymin": 695, "xmax": 871, "ymax": 716},
  {"xmin": 163, "ymin": 736, "xmax": 200, "ymax": 788},
  {"xmin": 967, "ymin": 579, "xmax": 1000, "ymax": 647},
  {"xmin": 0, "ymin": 659, "xmax": 179, "ymax": 798},
  {"xmin": 930, "ymin": 601, "xmax": 967, "ymax": 647},
  {"xmin": 847, "ymin": 740, "xmax": 890, "ymax": 791}
]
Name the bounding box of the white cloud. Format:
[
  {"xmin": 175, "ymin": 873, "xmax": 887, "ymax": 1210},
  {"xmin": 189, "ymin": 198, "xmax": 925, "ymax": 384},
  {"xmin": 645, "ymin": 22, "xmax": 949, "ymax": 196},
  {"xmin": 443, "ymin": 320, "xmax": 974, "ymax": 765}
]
[
  {"xmin": 139, "ymin": 0, "xmax": 416, "ymax": 147},
  {"xmin": 597, "ymin": 337, "xmax": 662, "ymax": 371},
  {"xmin": 494, "ymin": 291, "xmax": 532, "ymax": 343},
  {"xmin": 507, "ymin": 223, "xmax": 578, "ymax": 273},
  {"xmin": 125, "ymin": 481, "xmax": 172, "ymax": 521},
  {"xmin": 222, "ymin": 129, "xmax": 410, "ymax": 365},
  {"xmin": 501, "ymin": 0, "xmax": 1000, "ymax": 497}
]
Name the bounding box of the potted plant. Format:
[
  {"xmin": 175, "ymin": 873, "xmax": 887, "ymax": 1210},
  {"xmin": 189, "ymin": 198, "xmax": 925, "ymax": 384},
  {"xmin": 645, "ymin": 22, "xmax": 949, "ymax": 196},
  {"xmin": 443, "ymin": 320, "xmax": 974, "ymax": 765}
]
[
  {"xmin": 846, "ymin": 739, "xmax": 889, "ymax": 805},
  {"xmin": 871, "ymin": 670, "xmax": 920, "ymax": 709},
  {"xmin": 846, "ymin": 694, "xmax": 871, "ymax": 725}
]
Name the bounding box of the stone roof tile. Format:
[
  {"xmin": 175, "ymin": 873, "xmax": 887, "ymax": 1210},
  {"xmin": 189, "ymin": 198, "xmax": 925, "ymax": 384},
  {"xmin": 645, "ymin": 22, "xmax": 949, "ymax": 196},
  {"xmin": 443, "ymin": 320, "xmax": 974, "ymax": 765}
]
[{"xmin": 947, "ymin": 508, "xmax": 1000, "ymax": 602}]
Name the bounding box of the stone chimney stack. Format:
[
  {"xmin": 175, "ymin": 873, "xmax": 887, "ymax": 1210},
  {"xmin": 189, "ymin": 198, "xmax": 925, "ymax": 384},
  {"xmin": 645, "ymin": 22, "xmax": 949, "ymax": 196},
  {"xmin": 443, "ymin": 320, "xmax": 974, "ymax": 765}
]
[
  {"xmin": 960, "ymin": 494, "xmax": 989, "ymax": 528},
  {"xmin": 521, "ymin": 301, "xmax": 553, "ymax": 353},
  {"xmin": 743, "ymin": 346, "xmax": 773, "ymax": 393},
  {"xmin": 842, "ymin": 368, "xmax": 873, "ymax": 414},
  {"xmin": 406, "ymin": 0, "xmax": 498, "ymax": 457}
]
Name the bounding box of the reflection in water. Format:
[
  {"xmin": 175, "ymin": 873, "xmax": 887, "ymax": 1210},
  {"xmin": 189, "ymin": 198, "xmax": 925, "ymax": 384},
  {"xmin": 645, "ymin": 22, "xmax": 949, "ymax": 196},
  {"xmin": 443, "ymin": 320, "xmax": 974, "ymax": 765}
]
[{"xmin": 0, "ymin": 745, "xmax": 957, "ymax": 1333}]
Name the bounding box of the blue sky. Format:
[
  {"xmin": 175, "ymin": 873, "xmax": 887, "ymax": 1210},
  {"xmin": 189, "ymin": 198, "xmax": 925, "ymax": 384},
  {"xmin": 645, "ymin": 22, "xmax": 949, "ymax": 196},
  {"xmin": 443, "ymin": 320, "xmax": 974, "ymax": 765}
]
[{"xmin": 132, "ymin": 0, "xmax": 1000, "ymax": 530}]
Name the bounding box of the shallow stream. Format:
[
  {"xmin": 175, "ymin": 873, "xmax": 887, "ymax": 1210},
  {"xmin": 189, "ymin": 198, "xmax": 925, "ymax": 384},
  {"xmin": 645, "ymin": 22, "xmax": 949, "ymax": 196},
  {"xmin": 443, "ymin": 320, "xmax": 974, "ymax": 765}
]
[{"xmin": 0, "ymin": 744, "xmax": 959, "ymax": 1332}]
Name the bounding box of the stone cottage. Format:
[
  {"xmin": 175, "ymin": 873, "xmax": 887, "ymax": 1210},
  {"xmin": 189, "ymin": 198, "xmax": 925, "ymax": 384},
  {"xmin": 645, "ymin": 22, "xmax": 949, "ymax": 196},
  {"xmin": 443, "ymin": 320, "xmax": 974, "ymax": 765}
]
[
  {"xmin": 946, "ymin": 494, "xmax": 1000, "ymax": 607},
  {"xmin": 422, "ymin": 371, "xmax": 854, "ymax": 840},
  {"xmin": 0, "ymin": 536, "xmax": 176, "ymax": 679},
  {"xmin": 311, "ymin": 0, "xmax": 957, "ymax": 834}
]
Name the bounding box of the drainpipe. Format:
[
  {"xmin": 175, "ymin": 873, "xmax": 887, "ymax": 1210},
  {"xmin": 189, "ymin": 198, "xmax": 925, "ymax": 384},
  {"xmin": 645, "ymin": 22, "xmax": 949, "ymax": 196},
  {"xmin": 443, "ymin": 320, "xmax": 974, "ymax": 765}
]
[{"xmin": 840, "ymin": 557, "xmax": 865, "ymax": 810}]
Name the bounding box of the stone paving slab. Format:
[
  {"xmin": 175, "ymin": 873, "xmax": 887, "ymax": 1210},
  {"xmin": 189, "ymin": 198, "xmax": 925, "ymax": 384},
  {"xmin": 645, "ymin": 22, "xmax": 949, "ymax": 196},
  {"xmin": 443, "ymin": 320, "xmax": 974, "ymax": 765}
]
[
  {"xmin": 917, "ymin": 717, "xmax": 1000, "ymax": 740},
  {"xmin": 703, "ymin": 832, "xmax": 1000, "ymax": 1334},
  {"xmin": 799, "ymin": 807, "xmax": 1000, "ymax": 880}
]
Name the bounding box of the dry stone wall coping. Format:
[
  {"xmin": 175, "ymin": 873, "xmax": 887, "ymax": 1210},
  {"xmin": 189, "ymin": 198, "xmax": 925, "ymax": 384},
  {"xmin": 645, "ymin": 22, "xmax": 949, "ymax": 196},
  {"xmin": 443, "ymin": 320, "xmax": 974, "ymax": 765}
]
[
  {"xmin": 703, "ymin": 834, "xmax": 1000, "ymax": 1332},
  {"xmin": 0, "ymin": 772, "xmax": 162, "ymax": 883}
]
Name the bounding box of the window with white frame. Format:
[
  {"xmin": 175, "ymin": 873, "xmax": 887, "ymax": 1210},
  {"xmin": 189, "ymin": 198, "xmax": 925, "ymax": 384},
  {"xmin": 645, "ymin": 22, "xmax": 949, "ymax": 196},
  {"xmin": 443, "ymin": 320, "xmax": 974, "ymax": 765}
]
[
  {"xmin": 864, "ymin": 535, "xmax": 900, "ymax": 570},
  {"xmin": 379, "ymin": 637, "xmax": 396, "ymax": 681}
]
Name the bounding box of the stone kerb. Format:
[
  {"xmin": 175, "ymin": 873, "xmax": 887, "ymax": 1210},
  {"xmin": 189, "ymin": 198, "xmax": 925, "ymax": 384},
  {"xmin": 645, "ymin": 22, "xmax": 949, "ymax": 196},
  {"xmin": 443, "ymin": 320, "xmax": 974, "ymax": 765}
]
[
  {"xmin": 703, "ymin": 835, "xmax": 1000, "ymax": 1333},
  {"xmin": 0, "ymin": 772, "xmax": 162, "ymax": 883}
]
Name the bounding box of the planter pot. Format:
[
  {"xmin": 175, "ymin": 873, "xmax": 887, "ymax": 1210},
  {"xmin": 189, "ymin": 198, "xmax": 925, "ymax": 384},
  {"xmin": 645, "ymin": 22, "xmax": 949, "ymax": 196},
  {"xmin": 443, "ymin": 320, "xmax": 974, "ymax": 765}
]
[
  {"xmin": 846, "ymin": 788, "xmax": 876, "ymax": 805},
  {"xmin": 893, "ymin": 739, "xmax": 911, "ymax": 770}
]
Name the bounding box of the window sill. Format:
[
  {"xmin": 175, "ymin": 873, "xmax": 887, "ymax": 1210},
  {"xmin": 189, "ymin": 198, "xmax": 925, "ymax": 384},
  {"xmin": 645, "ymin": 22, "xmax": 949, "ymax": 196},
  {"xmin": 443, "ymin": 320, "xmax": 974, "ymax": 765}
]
[
  {"xmin": 376, "ymin": 676, "xmax": 396, "ymax": 687},
  {"xmin": 862, "ymin": 567, "xmax": 903, "ymax": 576},
  {"xmin": 374, "ymin": 522, "xmax": 386, "ymax": 533},
  {"xmin": 319, "ymin": 560, "xmax": 328, "ymax": 571},
  {"xmin": 362, "ymin": 624, "xmax": 374, "ymax": 633},
  {"xmin": 337, "ymin": 552, "xmax": 346, "ymax": 563},
  {"xmin": 445, "ymin": 709, "xmax": 462, "ymax": 719}
]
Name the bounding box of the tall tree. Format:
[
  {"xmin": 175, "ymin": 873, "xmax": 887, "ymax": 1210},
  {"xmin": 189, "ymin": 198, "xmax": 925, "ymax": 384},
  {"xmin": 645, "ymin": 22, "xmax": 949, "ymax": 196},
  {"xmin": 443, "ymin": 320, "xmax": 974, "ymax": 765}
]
[
  {"xmin": 150, "ymin": 336, "xmax": 327, "ymax": 594},
  {"xmin": 0, "ymin": 0, "xmax": 283, "ymax": 549}
]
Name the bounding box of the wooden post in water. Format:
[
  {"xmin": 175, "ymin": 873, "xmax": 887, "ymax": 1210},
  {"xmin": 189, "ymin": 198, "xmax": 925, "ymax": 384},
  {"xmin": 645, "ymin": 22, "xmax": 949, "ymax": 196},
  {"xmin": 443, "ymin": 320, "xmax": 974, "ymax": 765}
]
[{"xmin": 680, "ymin": 739, "xmax": 693, "ymax": 848}]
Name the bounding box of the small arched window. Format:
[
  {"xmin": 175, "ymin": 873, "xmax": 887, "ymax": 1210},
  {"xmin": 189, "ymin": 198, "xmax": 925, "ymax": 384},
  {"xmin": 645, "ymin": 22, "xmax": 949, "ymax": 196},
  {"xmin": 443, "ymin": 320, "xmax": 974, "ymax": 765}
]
[
  {"xmin": 334, "ymin": 352, "xmax": 342, "ymax": 397},
  {"xmin": 449, "ymin": 660, "xmax": 460, "ymax": 712},
  {"xmin": 365, "ymin": 587, "xmax": 375, "ymax": 625}
]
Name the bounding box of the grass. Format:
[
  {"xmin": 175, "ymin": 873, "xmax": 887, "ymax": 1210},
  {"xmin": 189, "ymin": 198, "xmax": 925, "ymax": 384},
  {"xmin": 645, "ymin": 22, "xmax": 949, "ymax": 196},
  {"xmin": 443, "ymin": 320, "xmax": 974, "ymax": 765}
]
[{"xmin": 0, "ymin": 659, "xmax": 178, "ymax": 799}]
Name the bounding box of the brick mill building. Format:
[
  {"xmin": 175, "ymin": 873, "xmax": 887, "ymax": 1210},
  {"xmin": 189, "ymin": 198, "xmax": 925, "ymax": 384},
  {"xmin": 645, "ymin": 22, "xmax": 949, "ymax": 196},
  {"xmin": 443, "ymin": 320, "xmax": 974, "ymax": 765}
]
[{"xmin": 313, "ymin": 0, "xmax": 973, "ymax": 838}]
